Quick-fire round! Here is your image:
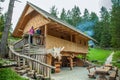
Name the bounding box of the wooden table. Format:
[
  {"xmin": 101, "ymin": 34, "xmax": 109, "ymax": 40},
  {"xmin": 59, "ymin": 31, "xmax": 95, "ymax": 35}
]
[
  {"xmin": 95, "ymin": 67, "xmax": 110, "ymax": 80},
  {"xmin": 104, "ymin": 64, "xmax": 112, "ymax": 70}
]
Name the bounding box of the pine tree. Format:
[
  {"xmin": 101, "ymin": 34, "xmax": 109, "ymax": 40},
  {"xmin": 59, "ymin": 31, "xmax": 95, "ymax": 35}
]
[
  {"xmin": 60, "ymin": 8, "xmax": 67, "ymax": 21},
  {"xmin": 71, "ymin": 5, "xmax": 81, "ymax": 27},
  {"xmin": 89, "ymin": 12, "xmax": 99, "ymax": 22},
  {"xmin": 90, "ymin": 12, "xmax": 99, "ymax": 38},
  {"xmin": 66, "ymin": 10, "xmax": 72, "ymax": 25},
  {"xmin": 49, "ymin": 5, "xmax": 58, "ymax": 18},
  {"xmin": 83, "ymin": 9, "xmax": 90, "ymax": 21},
  {"xmin": 110, "ymin": 1, "xmax": 120, "ymax": 49},
  {"xmin": 99, "ymin": 7, "xmax": 111, "ymax": 48}
]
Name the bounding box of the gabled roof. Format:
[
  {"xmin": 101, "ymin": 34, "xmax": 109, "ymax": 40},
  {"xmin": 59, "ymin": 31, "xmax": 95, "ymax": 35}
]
[
  {"xmin": 27, "ymin": 2, "xmax": 96, "ymax": 42},
  {"xmin": 13, "ymin": 1, "xmax": 96, "ymax": 42}
]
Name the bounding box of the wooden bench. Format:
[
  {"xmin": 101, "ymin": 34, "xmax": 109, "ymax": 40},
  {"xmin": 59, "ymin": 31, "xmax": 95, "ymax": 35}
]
[
  {"xmin": 109, "ymin": 71, "xmax": 116, "ymax": 80},
  {"xmin": 113, "ymin": 67, "xmax": 118, "ymax": 72},
  {"xmin": 88, "ymin": 71, "xmax": 96, "ymax": 78},
  {"xmin": 87, "ymin": 66, "xmax": 96, "ymax": 78}
]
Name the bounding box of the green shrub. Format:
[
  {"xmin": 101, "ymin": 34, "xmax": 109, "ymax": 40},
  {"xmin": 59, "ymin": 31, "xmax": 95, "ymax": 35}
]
[{"xmin": 113, "ymin": 51, "xmax": 120, "ymax": 68}]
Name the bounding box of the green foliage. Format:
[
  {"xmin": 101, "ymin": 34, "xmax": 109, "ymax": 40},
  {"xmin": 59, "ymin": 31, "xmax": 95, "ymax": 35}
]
[
  {"xmin": 49, "ymin": 5, "xmax": 58, "ymax": 18},
  {"xmin": 93, "ymin": 22, "xmax": 102, "ymax": 44},
  {"xmin": 0, "ymin": 13, "xmax": 7, "ymax": 41},
  {"xmin": 77, "ymin": 55, "xmax": 84, "ymax": 59},
  {"xmin": 87, "ymin": 48, "xmax": 112, "ymax": 65},
  {"xmin": 0, "ymin": 59, "xmax": 8, "ymax": 66},
  {"xmin": 110, "ymin": 3, "xmax": 120, "ymax": 49},
  {"xmin": 0, "ymin": 68, "xmax": 28, "ymax": 80},
  {"xmin": 60, "ymin": 8, "xmax": 67, "ymax": 21},
  {"xmin": 60, "ymin": 5, "xmax": 82, "ymax": 27},
  {"xmin": 89, "ymin": 12, "xmax": 99, "ymax": 22},
  {"xmin": 99, "ymin": 7, "xmax": 111, "ymax": 48},
  {"xmin": 112, "ymin": 51, "xmax": 120, "ymax": 68},
  {"xmin": 0, "ymin": 15, "xmax": 5, "ymax": 31},
  {"xmin": 0, "ymin": 32, "xmax": 2, "ymax": 39},
  {"xmin": 70, "ymin": 5, "xmax": 81, "ymax": 27},
  {"xmin": 83, "ymin": 8, "xmax": 90, "ymax": 21}
]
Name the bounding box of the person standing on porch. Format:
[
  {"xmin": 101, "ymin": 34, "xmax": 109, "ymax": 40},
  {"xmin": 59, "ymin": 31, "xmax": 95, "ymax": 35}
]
[
  {"xmin": 29, "ymin": 26, "xmax": 34, "ymax": 44},
  {"xmin": 35, "ymin": 27, "xmax": 43, "ymax": 45}
]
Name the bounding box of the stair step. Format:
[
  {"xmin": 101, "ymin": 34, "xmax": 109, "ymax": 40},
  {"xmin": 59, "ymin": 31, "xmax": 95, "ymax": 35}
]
[
  {"xmin": 36, "ymin": 74, "xmax": 43, "ymax": 78},
  {"xmin": 15, "ymin": 67, "xmax": 23, "ymax": 70},
  {"xmin": 27, "ymin": 70, "xmax": 35, "ymax": 78},
  {"xmin": 21, "ymin": 65, "xmax": 29, "ymax": 68},
  {"xmin": 17, "ymin": 69, "xmax": 27, "ymax": 75}
]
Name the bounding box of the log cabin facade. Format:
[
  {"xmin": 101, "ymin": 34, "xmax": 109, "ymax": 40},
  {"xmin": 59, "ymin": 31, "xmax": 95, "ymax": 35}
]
[{"xmin": 13, "ymin": 2, "xmax": 96, "ymax": 72}]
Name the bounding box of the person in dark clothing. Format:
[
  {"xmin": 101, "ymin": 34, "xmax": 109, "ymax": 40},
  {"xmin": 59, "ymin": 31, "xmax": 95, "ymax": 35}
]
[{"xmin": 35, "ymin": 27, "xmax": 43, "ymax": 45}]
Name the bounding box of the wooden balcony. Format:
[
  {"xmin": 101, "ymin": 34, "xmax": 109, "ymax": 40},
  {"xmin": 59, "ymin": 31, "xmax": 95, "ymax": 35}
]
[{"xmin": 46, "ymin": 35, "xmax": 88, "ymax": 54}]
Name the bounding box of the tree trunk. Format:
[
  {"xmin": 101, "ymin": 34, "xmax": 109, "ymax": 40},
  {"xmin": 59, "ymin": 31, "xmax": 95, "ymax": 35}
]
[{"xmin": 0, "ymin": 0, "xmax": 15, "ymax": 58}]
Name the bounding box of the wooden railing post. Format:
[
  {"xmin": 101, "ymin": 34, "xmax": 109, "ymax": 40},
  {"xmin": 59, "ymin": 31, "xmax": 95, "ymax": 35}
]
[
  {"xmin": 23, "ymin": 58, "xmax": 26, "ymax": 68},
  {"xmin": 29, "ymin": 60, "xmax": 32, "ymax": 70},
  {"xmin": 9, "ymin": 50, "xmax": 12, "ymax": 59},
  {"xmin": 17, "ymin": 56, "xmax": 20, "ymax": 67},
  {"xmin": 49, "ymin": 68, "xmax": 51, "ymax": 80}
]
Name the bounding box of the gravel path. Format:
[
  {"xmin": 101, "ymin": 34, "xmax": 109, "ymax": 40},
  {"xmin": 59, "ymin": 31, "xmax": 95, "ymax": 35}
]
[
  {"xmin": 105, "ymin": 51, "xmax": 114, "ymax": 64},
  {"xmin": 51, "ymin": 67, "xmax": 95, "ymax": 80}
]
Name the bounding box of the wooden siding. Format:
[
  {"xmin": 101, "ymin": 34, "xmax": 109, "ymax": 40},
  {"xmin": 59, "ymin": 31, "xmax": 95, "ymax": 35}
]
[
  {"xmin": 46, "ymin": 35, "xmax": 88, "ymax": 54},
  {"xmin": 23, "ymin": 13, "xmax": 49, "ymax": 34}
]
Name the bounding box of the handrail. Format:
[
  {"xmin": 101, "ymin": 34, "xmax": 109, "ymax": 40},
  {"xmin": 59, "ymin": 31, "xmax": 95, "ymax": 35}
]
[
  {"xmin": 13, "ymin": 38, "xmax": 27, "ymax": 49},
  {"xmin": 13, "ymin": 38, "xmax": 24, "ymax": 46},
  {"xmin": 9, "ymin": 45, "xmax": 55, "ymax": 69}
]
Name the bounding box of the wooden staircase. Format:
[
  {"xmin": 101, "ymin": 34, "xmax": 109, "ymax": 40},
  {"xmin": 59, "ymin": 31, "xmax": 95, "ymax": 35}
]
[{"xmin": 8, "ymin": 39, "xmax": 55, "ymax": 80}]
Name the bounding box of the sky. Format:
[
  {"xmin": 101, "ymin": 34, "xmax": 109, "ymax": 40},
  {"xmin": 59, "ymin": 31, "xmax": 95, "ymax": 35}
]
[{"xmin": 0, "ymin": 0, "xmax": 112, "ymax": 30}]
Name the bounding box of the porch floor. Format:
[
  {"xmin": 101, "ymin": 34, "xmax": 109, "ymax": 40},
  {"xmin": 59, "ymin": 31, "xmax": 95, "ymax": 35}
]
[{"xmin": 51, "ymin": 67, "xmax": 94, "ymax": 80}]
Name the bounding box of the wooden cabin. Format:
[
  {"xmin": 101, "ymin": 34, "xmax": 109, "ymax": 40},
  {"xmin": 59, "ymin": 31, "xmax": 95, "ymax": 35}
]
[{"xmin": 13, "ymin": 2, "xmax": 96, "ymax": 73}]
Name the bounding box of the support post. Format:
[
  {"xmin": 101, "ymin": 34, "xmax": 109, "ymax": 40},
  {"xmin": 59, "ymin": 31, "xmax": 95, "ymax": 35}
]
[
  {"xmin": 29, "ymin": 60, "xmax": 32, "ymax": 70},
  {"xmin": 67, "ymin": 57, "xmax": 73, "ymax": 70},
  {"xmin": 23, "ymin": 58, "xmax": 26, "ymax": 68},
  {"xmin": 9, "ymin": 50, "xmax": 12, "ymax": 59},
  {"xmin": 17, "ymin": 56, "xmax": 20, "ymax": 67},
  {"xmin": 44, "ymin": 25, "xmax": 47, "ymax": 48}
]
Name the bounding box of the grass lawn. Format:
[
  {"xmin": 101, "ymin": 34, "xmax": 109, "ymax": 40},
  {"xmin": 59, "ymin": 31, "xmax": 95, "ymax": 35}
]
[
  {"xmin": 0, "ymin": 68, "xmax": 28, "ymax": 80},
  {"xmin": 87, "ymin": 48, "xmax": 112, "ymax": 65},
  {"xmin": 112, "ymin": 51, "xmax": 120, "ymax": 68}
]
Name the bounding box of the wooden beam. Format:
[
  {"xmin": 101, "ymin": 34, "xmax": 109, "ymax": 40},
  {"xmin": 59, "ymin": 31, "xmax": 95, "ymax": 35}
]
[
  {"xmin": 18, "ymin": 29, "xmax": 23, "ymax": 32},
  {"xmin": 44, "ymin": 25, "xmax": 47, "ymax": 48},
  {"xmin": 67, "ymin": 56, "xmax": 73, "ymax": 70}
]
